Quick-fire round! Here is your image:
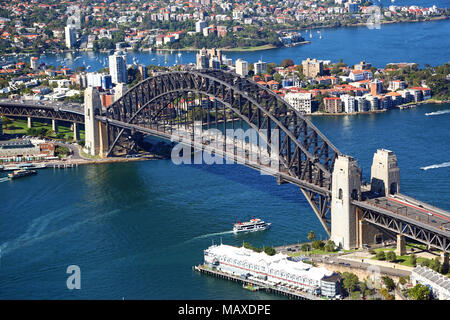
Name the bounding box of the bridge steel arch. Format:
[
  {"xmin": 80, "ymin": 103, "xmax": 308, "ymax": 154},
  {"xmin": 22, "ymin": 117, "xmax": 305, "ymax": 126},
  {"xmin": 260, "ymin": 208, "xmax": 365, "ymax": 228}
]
[{"xmin": 99, "ymin": 69, "xmax": 342, "ymax": 234}]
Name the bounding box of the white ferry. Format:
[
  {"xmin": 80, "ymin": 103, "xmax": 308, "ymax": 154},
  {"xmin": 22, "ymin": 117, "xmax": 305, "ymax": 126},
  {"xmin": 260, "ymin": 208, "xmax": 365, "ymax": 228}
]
[{"xmin": 233, "ymin": 218, "xmax": 271, "ymax": 233}]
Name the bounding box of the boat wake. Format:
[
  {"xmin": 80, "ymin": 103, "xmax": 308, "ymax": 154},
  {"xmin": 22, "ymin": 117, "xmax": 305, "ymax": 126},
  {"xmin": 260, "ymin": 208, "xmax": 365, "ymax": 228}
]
[
  {"xmin": 425, "ymin": 109, "xmax": 450, "ymax": 116},
  {"xmin": 192, "ymin": 230, "xmax": 235, "ymax": 240},
  {"xmin": 0, "ymin": 177, "xmax": 10, "ymax": 183},
  {"xmin": 420, "ymin": 162, "xmax": 450, "ymax": 171}
]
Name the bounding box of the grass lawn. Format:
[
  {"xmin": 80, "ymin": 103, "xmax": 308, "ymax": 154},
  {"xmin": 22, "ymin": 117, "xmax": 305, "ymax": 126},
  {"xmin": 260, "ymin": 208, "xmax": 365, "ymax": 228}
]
[{"xmin": 3, "ymin": 118, "xmax": 85, "ymax": 141}]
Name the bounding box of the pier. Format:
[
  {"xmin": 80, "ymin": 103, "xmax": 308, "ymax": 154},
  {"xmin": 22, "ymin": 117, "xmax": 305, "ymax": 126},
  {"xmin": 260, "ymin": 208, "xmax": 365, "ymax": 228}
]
[{"xmin": 193, "ymin": 265, "xmax": 322, "ymax": 300}]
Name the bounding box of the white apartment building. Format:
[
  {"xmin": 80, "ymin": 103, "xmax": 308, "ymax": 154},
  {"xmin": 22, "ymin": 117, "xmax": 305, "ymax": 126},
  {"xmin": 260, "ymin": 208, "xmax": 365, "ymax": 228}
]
[
  {"xmin": 235, "ymin": 58, "xmax": 248, "ymax": 77},
  {"xmin": 284, "ymin": 92, "xmax": 313, "ymax": 113},
  {"xmin": 109, "ymin": 52, "xmax": 127, "ymax": 84},
  {"xmin": 65, "ymin": 26, "xmax": 76, "ymax": 49},
  {"xmin": 340, "ymin": 94, "xmax": 356, "ymax": 113}
]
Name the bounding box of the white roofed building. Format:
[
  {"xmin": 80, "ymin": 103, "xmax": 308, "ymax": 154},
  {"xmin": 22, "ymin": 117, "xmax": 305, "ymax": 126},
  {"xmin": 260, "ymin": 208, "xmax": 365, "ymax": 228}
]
[{"xmin": 203, "ymin": 244, "xmax": 340, "ymax": 296}]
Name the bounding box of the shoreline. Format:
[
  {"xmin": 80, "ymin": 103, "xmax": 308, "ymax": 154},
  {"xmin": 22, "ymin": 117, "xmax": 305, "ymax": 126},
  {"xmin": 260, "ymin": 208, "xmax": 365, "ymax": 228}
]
[{"xmin": 3, "ymin": 16, "xmax": 448, "ymax": 57}]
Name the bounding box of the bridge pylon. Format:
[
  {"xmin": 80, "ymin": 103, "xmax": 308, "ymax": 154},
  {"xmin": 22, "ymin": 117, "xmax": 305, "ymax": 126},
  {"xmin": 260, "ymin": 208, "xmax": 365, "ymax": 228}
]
[
  {"xmin": 370, "ymin": 149, "xmax": 400, "ymax": 196},
  {"xmin": 83, "ymin": 87, "xmax": 103, "ymax": 156},
  {"xmin": 330, "ymin": 155, "xmax": 361, "ymax": 250}
]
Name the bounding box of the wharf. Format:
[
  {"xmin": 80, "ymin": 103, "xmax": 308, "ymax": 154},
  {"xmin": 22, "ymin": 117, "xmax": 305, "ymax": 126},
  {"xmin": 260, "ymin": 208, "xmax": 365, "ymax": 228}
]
[{"xmin": 193, "ymin": 264, "xmax": 321, "ymax": 300}]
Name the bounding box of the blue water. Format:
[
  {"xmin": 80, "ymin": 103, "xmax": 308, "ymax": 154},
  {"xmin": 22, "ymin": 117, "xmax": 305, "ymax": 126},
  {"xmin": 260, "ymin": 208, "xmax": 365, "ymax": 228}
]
[
  {"xmin": 0, "ymin": 103, "xmax": 449, "ymax": 299},
  {"xmin": 34, "ymin": 18, "xmax": 450, "ymax": 70}
]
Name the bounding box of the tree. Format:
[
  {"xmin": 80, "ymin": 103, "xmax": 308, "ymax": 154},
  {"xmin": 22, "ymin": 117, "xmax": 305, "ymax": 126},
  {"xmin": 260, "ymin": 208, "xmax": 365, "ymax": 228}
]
[
  {"xmin": 312, "ymin": 240, "xmax": 324, "ymax": 250},
  {"xmin": 380, "ymin": 288, "xmax": 395, "ymax": 300},
  {"xmin": 410, "ymin": 254, "xmax": 417, "ymax": 267},
  {"xmin": 375, "ymin": 250, "xmax": 386, "ymax": 261},
  {"xmin": 301, "ymin": 243, "xmax": 311, "ymax": 252},
  {"xmin": 385, "ymin": 251, "xmax": 397, "ymax": 262},
  {"xmin": 342, "ymin": 272, "xmax": 359, "ymax": 293},
  {"xmin": 263, "ymin": 246, "xmax": 276, "ymax": 256},
  {"xmin": 408, "ymin": 284, "xmax": 430, "ymax": 300},
  {"xmin": 307, "ymin": 230, "xmax": 316, "ymax": 241},
  {"xmin": 280, "ymin": 58, "xmax": 294, "ymax": 68},
  {"xmin": 324, "ymin": 240, "xmax": 336, "ymax": 252},
  {"xmin": 382, "ymin": 276, "xmax": 395, "ymax": 291}
]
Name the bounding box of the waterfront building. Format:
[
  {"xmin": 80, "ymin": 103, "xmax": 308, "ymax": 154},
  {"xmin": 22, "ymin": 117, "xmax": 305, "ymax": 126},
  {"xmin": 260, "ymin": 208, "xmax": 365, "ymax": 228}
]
[
  {"xmin": 284, "ymin": 92, "xmax": 313, "ymax": 113},
  {"xmin": 0, "ymin": 139, "xmax": 55, "ymax": 163},
  {"xmin": 388, "ymin": 80, "xmax": 406, "ymax": 91},
  {"xmin": 411, "ymin": 265, "xmax": 450, "ymax": 300},
  {"xmin": 410, "ymin": 87, "xmax": 431, "ymax": 100},
  {"xmin": 254, "ymin": 60, "xmax": 267, "ymax": 75},
  {"xmin": 302, "ymin": 58, "xmax": 323, "ymax": 78},
  {"xmin": 236, "ymin": 58, "xmax": 248, "ymax": 77},
  {"xmin": 369, "ymin": 78, "xmax": 383, "ymax": 95},
  {"xmin": 324, "ymin": 97, "xmax": 342, "ymax": 113},
  {"xmin": 341, "ymin": 94, "xmax": 356, "ymax": 113},
  {"xmin": 203, "ymin": 244, "xmax": 340, "ymax": 297},
  {"xmin": 196, "ymin": 48, "xmax": 222, "ymax": 69},
  {"xmin": 365, "ymin": 94, "xmax": 380, "ymax": 111},
  {"xmin": 65, "ymin": 25, "xmax": 77, "ymax": 49},
  {"xmin": 109, "ymin": 51, "xmax": 127, "ymax": 84}
]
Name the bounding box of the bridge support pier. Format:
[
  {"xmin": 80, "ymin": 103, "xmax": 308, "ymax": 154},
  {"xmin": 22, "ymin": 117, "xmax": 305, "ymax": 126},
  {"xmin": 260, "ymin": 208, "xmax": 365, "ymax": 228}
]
[
  {"xmin": 52, "ymin": 119, "xmax": 58, "ymax": 132},
  {"xmin": 83, "ymin": 87, "xmax": 102, "ymax": 156},
  {"xmin": 27, "ymin": 116, "xmax": 32, "ymax": 129},
  {"xmin": 330, "ymin": 155, "xmax": 361, "ymax": 250},
  {"xmin": 441, "ymin": 253, "xmax": 449, "ymax": 274},
  {"xmin": 98, "ymin": 121, "xmax": 109, "ymax": 158},
  {"xmin": 73, "ymin": 123, "xmax": 80, "ymax": 142},
  {"xmin": 395, "ymin": 234, "xmax": 406, "ymax": 256}
]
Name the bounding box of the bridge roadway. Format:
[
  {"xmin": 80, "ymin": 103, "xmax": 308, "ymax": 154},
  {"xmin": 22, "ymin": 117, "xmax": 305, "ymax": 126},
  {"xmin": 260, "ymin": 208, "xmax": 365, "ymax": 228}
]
[
  {"xmin": 354, "ymin": 194, "xmax": 450, "ymax": 252},
  {"xmin": 100, "ymin": 116, "xmax": 331, "ymax": 196}
]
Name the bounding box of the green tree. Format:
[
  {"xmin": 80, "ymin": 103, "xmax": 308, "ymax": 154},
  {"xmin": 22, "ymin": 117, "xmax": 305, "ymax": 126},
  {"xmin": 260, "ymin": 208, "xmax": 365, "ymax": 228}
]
[
  {"xmin": 263, "ymin": 246, "xmax": 276, "ymax": 256},
  {"xmin": 312, "ymin": 240, "xmax": 324, "ymax": 250},
  {"xmin": 408, "ymin": 283, "xmax": 430, "ymax": 300},
  {"xmin": 382, "ymin": 276, "xmax": 395, "ymax": 291},
  {"xmin": 342, "ymin": 272, "xmax": 359, "ymax": 293},
  {"xmin": 385, "ymin": 251, "xmax": 397, "ymax": 262},
  {"xmin": 410, "ymin": 254, "xmax": 417, "ymax": 267},
  {"xmin": 301, "ymin": 243, "xmax": 311, "ymax": 252},
  {"xmin": 380, "ymin": 288, "xmax": 395, "ymax": 300},
  {"xmin": 324, "ymin": 240, "xmax": 336, "ymax": 252},
  {"xmin": 307, "ymin": 230, "xmax": 316, "ymax": 241},
  {"xmin": 375, "ymin": 250, "xmax": 386, "ymax": 261}
]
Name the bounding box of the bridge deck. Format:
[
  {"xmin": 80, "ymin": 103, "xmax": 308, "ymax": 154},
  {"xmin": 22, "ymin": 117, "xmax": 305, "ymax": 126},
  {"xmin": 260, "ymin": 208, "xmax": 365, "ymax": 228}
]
[{"xmin": 358, "ymin": 195, "xmax": 450, "ymax": 233}]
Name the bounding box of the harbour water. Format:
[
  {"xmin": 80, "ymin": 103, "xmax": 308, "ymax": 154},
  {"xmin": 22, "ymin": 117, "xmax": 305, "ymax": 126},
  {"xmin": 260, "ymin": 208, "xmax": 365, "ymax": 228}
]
[
  {"xmin": 31, "ymin": 18, "xmax": 450, "ymax": 71},
  {"xmin": 0, "ymin": 103, "xmax": 448, "ymax": 299}
]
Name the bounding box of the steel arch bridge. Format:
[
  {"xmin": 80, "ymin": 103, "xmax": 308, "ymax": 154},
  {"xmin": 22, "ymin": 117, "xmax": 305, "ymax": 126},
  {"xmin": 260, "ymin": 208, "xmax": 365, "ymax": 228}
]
[{"xmin": 97, "ymin": 69, "xmax": 342, "ymax": 234}]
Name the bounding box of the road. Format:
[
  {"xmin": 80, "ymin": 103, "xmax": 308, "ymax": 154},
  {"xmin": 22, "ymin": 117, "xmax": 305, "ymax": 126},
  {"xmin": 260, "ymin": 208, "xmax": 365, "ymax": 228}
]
[{"xmin": 365, "ymin": 193, "xmax": 450, "ymax": 232}]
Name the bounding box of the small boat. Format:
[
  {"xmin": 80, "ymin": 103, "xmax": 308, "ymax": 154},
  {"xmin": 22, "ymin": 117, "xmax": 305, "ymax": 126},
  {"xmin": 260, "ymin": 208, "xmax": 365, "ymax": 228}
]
[
  {"xmin": 8, "ymin": 169, "xmax": 37, "ymax": 179},
  {"xmin": 233, "ymin": 218, "xmax": 271, "ymax": 233}
]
